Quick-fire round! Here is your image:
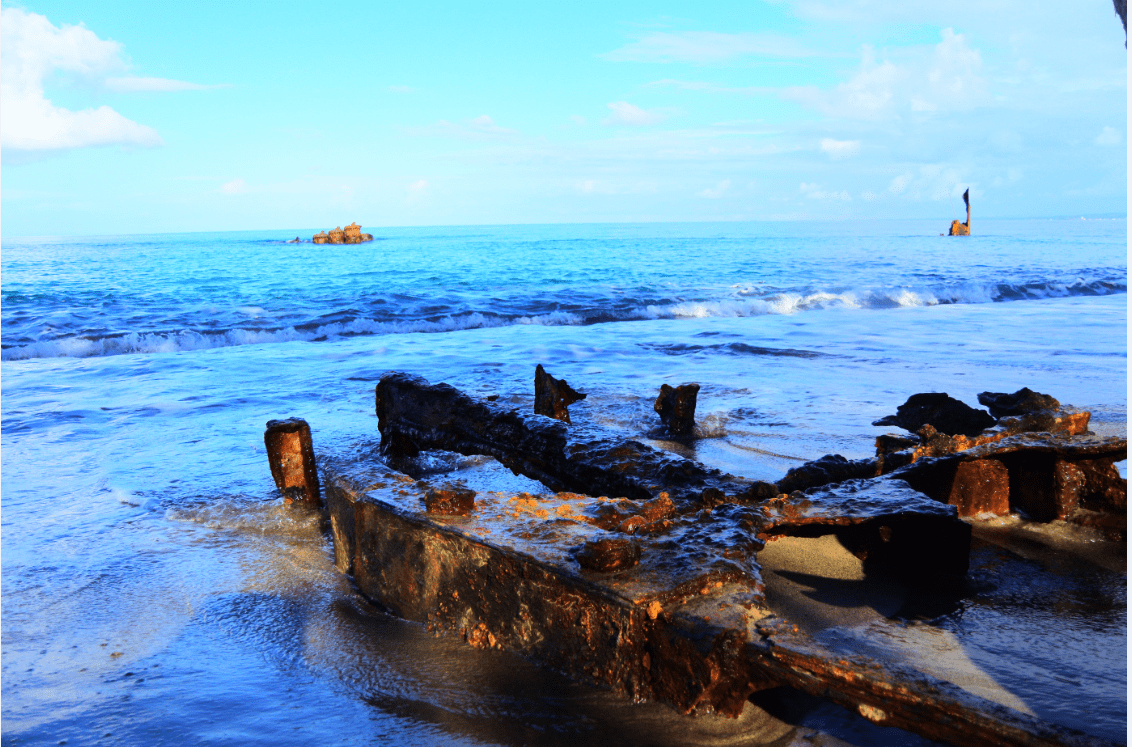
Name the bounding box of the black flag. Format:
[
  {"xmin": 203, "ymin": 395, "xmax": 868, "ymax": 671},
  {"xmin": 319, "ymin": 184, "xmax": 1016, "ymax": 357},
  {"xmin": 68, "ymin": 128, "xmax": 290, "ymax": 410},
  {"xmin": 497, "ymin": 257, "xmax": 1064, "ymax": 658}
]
[{"xmin": 962, "ymin": 189, "xmax": 969, "ymax": 209}]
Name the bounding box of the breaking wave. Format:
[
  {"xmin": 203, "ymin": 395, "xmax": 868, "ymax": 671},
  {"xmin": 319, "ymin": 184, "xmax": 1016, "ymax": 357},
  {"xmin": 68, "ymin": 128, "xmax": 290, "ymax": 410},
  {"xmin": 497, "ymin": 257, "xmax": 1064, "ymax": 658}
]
[{"xmin": 2, "ymin": 278, "xmax": 1123, "ymax": 361}]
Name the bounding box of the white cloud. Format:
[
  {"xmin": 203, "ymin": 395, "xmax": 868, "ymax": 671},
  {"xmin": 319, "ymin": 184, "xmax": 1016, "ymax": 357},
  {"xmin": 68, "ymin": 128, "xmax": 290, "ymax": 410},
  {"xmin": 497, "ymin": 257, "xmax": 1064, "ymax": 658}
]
[
  {"xmin": 219, "ymin": 178, "xmax": 249, "ymax": 194},
  {"xmin": 0, "ymin": 8, "xmax": 216, "ymax": 155},
  {"xmin": 406, "ymin": 114, "xmax": 519, "ymax": 140},
  {"xmin": 569, "ymin": 115, "xmax": 588, "ymax": 126},
  {"xmin": 645, "ymin": 79, "xmax": 766, "ymax": 95},
  {"xmin": 576, "ymin": 178, "xmax": 660, "ymax": 195},
  {"xmin": 820, "ymin": 137, "xmax": 860, "ymax": 159},
  {"xmin": 603, "ymin": 32, "xmax": 826, "ymax": 63},
  {"xmin": 883, "ymin": 165, "xmax": 968, "ymax": 201},
  {"xmin": 699, "ymin": 179, "xmax": 731, "ymax": 198},
  {"xmin": 1094, "ymin": 126, "xmax": 1123, "ymax": 145},
  {"xmin": 781, "ymin": 29, "xmax": 988, "ymax": 120},
  {"xmin": 406, "ymin": 179, "xmax": 429, "ymax": 202},
  {"xmin": 800, "ymin": 182, "xmax": 852, "ymax": 200},
  {"xmin": 105, "ymin": 76, "xmax": 225, "ymax": 92},
  {"xmin": 603, "ymin": 101, "xmax": 666, "ymax": 126}
]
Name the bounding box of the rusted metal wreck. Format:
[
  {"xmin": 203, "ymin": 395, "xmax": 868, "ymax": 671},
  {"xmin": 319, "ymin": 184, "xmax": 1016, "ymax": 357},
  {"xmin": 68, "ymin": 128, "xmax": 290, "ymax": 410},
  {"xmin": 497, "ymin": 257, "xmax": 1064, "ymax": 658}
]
[{"xmin": 266, "ymin": 372, "xmax": 1126, "ymax": 747}]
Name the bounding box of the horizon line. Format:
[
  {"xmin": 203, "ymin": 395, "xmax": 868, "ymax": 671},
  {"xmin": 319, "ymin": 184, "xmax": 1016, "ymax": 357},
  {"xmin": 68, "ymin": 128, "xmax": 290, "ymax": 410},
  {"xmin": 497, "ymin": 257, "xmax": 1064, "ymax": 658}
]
[{"xmin": 2, "ymin": 214, "xmax": 1127, "ymax": 241}]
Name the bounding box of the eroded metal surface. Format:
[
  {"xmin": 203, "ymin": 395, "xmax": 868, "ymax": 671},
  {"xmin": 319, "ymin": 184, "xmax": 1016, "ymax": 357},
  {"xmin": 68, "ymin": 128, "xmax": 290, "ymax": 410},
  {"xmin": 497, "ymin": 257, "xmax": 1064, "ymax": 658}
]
[{"xmin": 298, "ymin": 373, "xmax": 1125, "ymax": 747}]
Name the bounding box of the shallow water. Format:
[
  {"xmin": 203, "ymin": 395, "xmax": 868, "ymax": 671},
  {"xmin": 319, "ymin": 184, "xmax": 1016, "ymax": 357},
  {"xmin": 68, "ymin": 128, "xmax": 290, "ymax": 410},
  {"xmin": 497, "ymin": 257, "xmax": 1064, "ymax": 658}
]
[{"xmin": 2, "ymin": 220, "xmax": 1125, "ymax": 745}]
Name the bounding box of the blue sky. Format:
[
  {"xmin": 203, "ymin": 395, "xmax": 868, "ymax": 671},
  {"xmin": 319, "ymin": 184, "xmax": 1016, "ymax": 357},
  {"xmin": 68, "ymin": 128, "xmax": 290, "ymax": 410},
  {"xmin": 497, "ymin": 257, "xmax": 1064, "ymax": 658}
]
[{"xmin": 1, "ymin": 1, "xmax": 1126, "ymax": 236}]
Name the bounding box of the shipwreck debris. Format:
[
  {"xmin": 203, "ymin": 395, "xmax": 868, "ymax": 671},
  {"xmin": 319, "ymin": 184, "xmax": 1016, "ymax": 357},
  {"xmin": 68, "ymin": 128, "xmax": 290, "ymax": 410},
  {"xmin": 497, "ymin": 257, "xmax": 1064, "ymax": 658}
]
[
  {"xmin": 270, "ymin": 374, "xmax": 1127, "ymax": 746},
  {"xmin": 534, "ymin": 364, "xmax": 586, "ymax": 423},
  {"xmin": 775, "ymin": 453, "xmax": 877, "ymax": 494},
  {"xmin": 894, "ymin": 434, "xmax": 1127, "ymax": 533},
  {"xmin": 654, "ymin": 383, "xmax": 699, "ymax": 436},
  {"xmin": 424, "ymin": 484, "xmax": 477, "ymax": 516},
  {"xmin": 575, "ymin": 538, "xmax": 642, "ymax": 572},
  {"xmin": 865, "ymin": 388, "xmax": 1126, "ymax": 533},
  {"xmin": 264, "ymin": 417, "xmax": 321, "ymax": 506},
  {"xmin": 947, "ymin": 189, "xmax": 971, "ymax": 236}
]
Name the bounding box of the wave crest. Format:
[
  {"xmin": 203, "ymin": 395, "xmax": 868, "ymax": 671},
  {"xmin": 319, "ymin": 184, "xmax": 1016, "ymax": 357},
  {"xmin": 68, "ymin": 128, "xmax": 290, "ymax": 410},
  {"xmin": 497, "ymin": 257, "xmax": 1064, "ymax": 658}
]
[{"xmin": 2, "ymin": 278, "xmax": 1123, "ymax": 360}]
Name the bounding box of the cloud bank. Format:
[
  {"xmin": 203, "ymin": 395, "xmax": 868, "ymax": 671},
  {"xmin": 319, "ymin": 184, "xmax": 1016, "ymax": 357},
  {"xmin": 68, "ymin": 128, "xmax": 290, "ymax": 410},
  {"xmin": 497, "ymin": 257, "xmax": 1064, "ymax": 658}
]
[
  {"xmin": 1, "ymin": 8, "xmax": 221, "ymax": 155},
  {"xmin": 603, "ymin": 31, "xmax": 827, "ymax": 63}
]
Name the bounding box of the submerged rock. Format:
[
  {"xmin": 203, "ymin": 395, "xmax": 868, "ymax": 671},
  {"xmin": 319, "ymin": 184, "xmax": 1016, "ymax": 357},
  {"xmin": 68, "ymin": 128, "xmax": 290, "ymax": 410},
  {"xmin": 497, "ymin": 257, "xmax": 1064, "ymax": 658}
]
[
  {"xmin": 873, "ymin": 392, "xmax": 995, "ymax": 437},
  {"xmin": 533, "ymin": 364, "xmax": 586, "ymax": 424}
]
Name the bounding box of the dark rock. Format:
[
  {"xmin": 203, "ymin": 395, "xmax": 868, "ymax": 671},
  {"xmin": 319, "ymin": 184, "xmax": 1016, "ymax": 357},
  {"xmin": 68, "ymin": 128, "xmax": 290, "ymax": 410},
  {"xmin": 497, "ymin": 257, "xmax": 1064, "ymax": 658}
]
[
  {"xmin": 654, "ymin": 383, "xmax": 699, "ymax": 436},
  {"xmin": 977, "ymin": 388, "xmax": 1060, "ymax": 419},
  {"xmin": 742, "ymin": 481, "xmax": 780, "ymax": 501},
  {"xmin": 264, "ymin": 417, "xmax": 320, "ymax": 506},
  {"xmin": 424, "ymin": 485, "xmax": 476, "ymax": 515},
  {"xmin": 776, "ymin": 454, "xmax": 878, "ymax": 494},
  {"xmin": 575, "ymin": 538, "xmax": 642, "ymax": 572},
  {"xmin": 534, "ymin": 364, "xmax": 586, "ymax": 424},
  {"xmin": 873, "ymin": 392, "xmax": 995, "ymax": 437},
  {"xmin": 876, "ymin": 434, "xmax": 919, "ymax": 454}
]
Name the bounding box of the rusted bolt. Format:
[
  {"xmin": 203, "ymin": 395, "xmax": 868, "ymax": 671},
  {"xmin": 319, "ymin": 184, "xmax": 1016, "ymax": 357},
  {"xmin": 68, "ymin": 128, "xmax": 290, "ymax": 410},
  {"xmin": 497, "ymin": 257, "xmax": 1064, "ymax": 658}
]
[
  {"xmin": 424, "ymin": 486, "xmax": 476, "ymax": 516},
  {"xmin": 264, "ymin": 418, "xmax": 320, "ymax": 507},
  {"xmin": 576, "ymin": 538, "xmax": 641, "ymax": 572}
]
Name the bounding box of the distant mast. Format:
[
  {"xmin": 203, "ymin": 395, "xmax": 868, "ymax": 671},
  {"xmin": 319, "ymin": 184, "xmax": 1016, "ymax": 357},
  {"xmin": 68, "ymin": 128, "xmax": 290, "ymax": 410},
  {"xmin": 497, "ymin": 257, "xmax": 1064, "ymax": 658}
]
[{"xmin": 948, "ymin": 190, "xmax": 970, "ymax": 236}]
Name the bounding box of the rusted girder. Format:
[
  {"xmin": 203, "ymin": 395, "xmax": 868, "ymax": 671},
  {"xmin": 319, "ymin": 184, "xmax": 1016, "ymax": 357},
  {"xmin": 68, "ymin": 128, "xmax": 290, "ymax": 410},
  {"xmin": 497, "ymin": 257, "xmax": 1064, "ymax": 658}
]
[
  {"xmin": 317, "ymin": 454, "xmax": 1109, "ymax": 747},
  {"xmin": 374, "ymin": 371, "xmax": 763, "ymax": 508},
  {"xmin": 893, "ymin": 433, "xmax": 1127, "ymax": 537},
  {"xmin": 285, "ymin": 374, "xmax": 1124, "ymax": 746}
]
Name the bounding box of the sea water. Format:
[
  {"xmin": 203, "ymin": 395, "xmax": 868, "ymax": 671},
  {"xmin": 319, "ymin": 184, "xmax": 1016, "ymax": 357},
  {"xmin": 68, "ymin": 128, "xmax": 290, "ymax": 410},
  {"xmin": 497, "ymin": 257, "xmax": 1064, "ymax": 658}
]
[{"xmin": 1, "ymin": 219, "xmax": 1126, "ymax": 745}]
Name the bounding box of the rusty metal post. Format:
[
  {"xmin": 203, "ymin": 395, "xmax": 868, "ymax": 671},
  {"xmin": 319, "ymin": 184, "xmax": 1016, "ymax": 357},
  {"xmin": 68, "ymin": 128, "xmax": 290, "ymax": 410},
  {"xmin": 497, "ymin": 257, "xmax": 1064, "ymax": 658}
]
[
  {"xmin": 654, "ymin": 383, "xmax": 699, "ymax": 436},
  {"xmin": 265, "ymin": 417, "xmax": 321, "ymax": 507}
]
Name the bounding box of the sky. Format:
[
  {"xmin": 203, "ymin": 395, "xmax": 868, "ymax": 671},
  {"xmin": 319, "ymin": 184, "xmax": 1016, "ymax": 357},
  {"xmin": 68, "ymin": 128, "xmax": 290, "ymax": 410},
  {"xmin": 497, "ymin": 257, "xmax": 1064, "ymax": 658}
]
[{"xmin": 0, "ymin": 0, "xmax": 1127, "ymax": 236}]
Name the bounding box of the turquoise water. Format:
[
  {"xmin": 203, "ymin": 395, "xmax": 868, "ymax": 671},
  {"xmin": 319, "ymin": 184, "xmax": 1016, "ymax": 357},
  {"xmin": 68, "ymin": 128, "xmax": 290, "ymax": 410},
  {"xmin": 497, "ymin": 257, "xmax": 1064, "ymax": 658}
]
[{"xmin": 1, "ymin": 219, "xmax": 1126, "ymax": 745}]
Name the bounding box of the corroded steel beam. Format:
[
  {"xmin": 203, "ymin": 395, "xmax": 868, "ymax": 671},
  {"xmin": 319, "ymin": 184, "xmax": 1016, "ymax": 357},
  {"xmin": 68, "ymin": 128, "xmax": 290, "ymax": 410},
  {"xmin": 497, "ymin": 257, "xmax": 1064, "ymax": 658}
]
[
  {"xmin": 291, "ymin": 373, "xmax": 1125, "ymax": 747},
  {"xmin": 319, "ymin": 455, "xmax": 1109, "ymax": 747}
]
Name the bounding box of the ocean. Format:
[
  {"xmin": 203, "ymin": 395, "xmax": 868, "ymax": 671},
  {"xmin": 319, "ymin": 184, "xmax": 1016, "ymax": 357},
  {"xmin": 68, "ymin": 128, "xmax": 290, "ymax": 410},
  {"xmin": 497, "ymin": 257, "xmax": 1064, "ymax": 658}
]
[{"xmin": 1, "ymin": 219, "xmax": 1126, "ymax": 745}]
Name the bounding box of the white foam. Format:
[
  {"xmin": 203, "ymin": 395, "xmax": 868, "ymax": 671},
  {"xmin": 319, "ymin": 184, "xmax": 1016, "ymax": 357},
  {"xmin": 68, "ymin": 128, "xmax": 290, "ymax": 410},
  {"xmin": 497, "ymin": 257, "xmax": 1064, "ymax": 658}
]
[{"xmin": 2, "ymin": 279, "xmax": 1123, "ymax": 360}]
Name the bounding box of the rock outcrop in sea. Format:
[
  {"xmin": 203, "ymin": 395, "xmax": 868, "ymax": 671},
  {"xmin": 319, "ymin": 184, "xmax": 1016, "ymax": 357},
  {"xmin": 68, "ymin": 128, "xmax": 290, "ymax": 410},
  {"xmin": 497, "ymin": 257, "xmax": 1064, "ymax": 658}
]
[{"xmin": 313, "ymin": 222, "xmax": 374, "ymax": 244}]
